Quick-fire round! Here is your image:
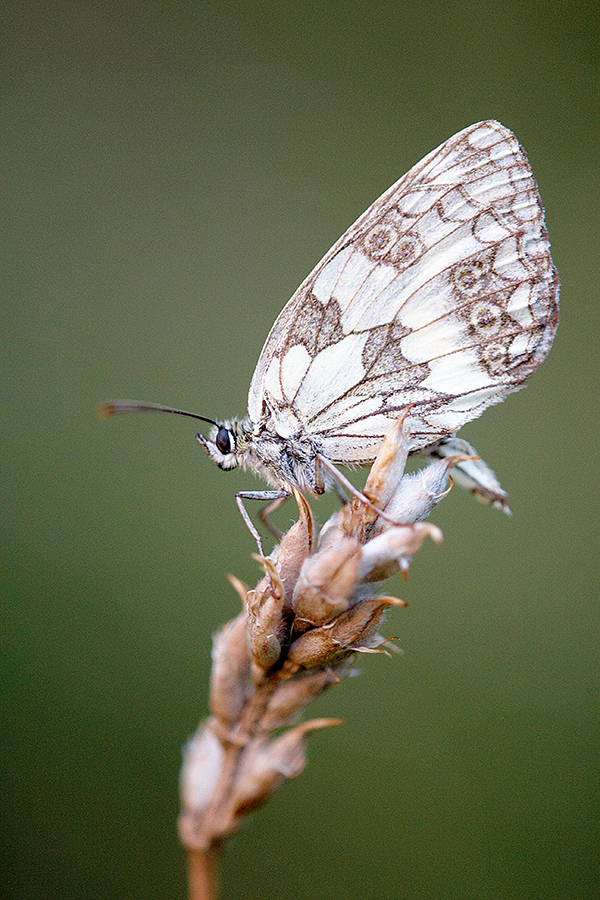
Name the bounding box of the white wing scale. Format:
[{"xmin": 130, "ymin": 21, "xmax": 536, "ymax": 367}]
[{"xmin": 247, "ymin": 120, "xmax": 559, "ymax": 466}]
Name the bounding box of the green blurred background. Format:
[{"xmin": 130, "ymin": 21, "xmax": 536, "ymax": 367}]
[{"xmin": 2, "ymin": 2, "xmax": 598, "ymax": 898}]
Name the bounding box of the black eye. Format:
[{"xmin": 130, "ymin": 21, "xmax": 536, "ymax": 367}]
[{"xmin": 215, "ymin": 428, "xmax": 232, "ymax": 455}]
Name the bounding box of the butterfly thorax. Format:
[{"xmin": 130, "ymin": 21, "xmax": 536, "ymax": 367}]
[{"xmin": 197, "ymin": 415, "xmax": 330, "ymax": 495}]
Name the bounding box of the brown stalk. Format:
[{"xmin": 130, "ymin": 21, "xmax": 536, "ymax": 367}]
[{"xmin": 178, "ymin": 416, "xmax": 461, "ymax": 899}]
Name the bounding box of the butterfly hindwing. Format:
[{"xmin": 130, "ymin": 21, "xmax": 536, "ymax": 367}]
[{"xmin": 247, "ymin": 120, "xmax": 558, "ymax": 463}]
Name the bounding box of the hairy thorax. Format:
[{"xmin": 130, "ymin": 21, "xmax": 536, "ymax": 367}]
[{"xmin": 239, "ymin": 418, "xmax": 330, "ymax": 495}]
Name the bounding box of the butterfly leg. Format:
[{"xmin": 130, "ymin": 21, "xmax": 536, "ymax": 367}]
[
  {"xmin": 235, "ymin": 490, "xmax": 290, "ymax": 555},
  {"xmin": 258, "ymin": 495, "xmax": 291, "ymax": 540},
  {"xmin": 315, "ymin": 453, "xmax": 399, "ymax": 527}
]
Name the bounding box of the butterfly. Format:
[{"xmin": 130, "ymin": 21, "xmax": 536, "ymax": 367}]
[{"xmin": 104, "ymin": 120, "xmax": 559, "ymax": 546}]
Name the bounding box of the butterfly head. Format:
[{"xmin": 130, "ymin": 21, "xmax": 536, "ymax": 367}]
[
  {"xmin": 101, "ymin": 399, "xmax": 249, "ymax": 474},
  {"xmin": 196, "ymin": 418, "xmax": 248, "ymax": 472}
]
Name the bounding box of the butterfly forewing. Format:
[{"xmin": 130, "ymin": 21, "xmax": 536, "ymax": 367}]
[{"xmin": 247, "ymin": 121, "xmax": 558, "ymax": 465}]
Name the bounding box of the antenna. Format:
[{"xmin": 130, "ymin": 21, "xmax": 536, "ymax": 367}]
[{"xmin": 100, "ymin": 399, "xmax": 217, "ymax": 427}]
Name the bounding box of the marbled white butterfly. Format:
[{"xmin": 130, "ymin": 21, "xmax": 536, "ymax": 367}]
[{"xmin": 104, "ymin": 121, "xmax": 559, "ymax": 542}]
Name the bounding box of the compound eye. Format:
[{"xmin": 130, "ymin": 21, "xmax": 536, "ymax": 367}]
[{"xmin": 215, "ymin": 428, "xmax": 232, "ymax": 455}]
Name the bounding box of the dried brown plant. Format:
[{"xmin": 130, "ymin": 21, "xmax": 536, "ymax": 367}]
[{"xmin": 178, "ymin": 412, "xmax": 471, "ymax": 899}]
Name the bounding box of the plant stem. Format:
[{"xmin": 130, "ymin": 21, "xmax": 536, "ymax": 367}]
[{"xmin": 187, "ymin": 846, "xmax": 219, "ymax": 900}]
